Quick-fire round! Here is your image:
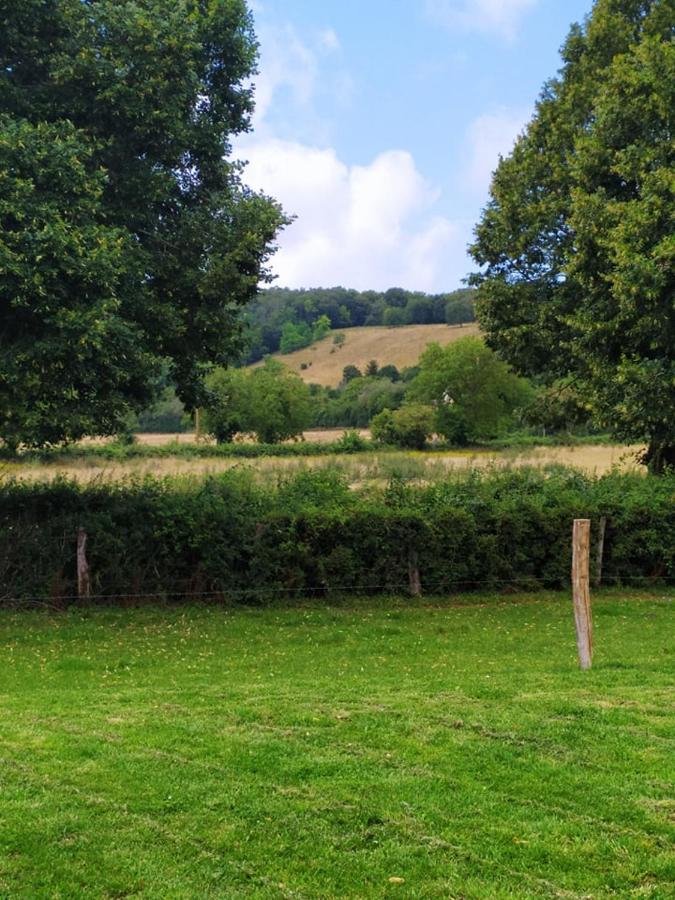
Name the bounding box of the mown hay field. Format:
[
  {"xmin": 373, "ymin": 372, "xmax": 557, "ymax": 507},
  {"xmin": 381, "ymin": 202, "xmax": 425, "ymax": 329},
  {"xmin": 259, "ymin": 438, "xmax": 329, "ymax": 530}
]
[{"xmin": 0, "ymin": 594, "xmax": 672, "ymax": 898}]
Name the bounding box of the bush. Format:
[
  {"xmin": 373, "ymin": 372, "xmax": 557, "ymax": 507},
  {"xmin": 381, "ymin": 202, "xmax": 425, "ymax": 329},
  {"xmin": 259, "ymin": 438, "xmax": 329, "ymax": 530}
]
[
  {"xmin": 371, "ymin": 404, "xmax": 435, "ymax": 449},
  {"xmin": 332, "ymin": 430, "xmax": 368, "ymax": 453},
  {"xmin": 1, "ymin": 469, "xmax": 673, "ymax": 605}
]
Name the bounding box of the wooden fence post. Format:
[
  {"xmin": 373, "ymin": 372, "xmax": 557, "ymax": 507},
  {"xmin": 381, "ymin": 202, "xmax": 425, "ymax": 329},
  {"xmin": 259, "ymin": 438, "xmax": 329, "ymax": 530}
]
[
  {"xmin": 408, "ymin": 548, "xmax": 422, "ymax": 598},
  {"xmin": 593, "ymin": 516, "xmax": 607, "ymax": 589},
  {"xmin": 572, "ymin": 519, "xmax": 592, "ymax": 670},
  {"xmin": 77, "ymin": 527, "xmax": 91, "ymax": 599}
]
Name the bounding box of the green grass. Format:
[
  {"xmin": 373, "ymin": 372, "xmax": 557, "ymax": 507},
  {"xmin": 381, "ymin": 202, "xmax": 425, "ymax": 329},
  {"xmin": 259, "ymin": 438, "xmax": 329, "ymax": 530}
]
[{"xmin": 0, "ymin": 592, "xmax": 673, "ymax": 898}]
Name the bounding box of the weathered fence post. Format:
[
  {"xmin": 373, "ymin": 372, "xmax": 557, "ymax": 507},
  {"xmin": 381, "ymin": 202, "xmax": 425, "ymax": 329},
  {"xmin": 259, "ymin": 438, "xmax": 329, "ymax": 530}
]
[
  {"xmin": 572, "ymin": 519, "xmax": 592, "ymax": 670},
  {"xmin": 77, "ymin": 527, "xmax": 91, "ymax": 599},
  {"xmin": 408, "ymin": 548, "xmax": 422, "ymax": 598},
  {"xmin": 593, "ymin": 516, "xmax": 607, "ymax": 589}
]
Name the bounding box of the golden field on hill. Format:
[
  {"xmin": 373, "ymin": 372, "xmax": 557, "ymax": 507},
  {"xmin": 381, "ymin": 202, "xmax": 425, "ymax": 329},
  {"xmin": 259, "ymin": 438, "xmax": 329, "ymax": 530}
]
[{"xmin": 253, "ymin": 323, "xmax": 481, "ymax": 387}]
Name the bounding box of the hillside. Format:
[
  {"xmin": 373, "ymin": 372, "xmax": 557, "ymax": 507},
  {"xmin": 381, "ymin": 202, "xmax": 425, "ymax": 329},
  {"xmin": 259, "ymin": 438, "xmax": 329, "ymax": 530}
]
[{"xmin": 253, "ymin": 323, "xmax": 481, "ymax": 387}]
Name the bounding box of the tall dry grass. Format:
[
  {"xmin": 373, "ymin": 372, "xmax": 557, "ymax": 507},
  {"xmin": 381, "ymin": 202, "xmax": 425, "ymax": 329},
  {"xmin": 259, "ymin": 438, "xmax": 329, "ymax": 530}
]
[{"xmin": 2, "ymin": 444, "xmax": 643, "ymax": 485}]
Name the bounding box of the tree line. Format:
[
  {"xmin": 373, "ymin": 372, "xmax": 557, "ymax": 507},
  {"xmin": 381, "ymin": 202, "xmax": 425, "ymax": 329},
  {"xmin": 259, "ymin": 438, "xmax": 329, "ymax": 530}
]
[
  {"xmin": 242, "ymin": 287, "xmax": 476, "ymax": 363},
  {"xmin": 202, "ymin": 336, "xmax": 593, "ymax": 448}
]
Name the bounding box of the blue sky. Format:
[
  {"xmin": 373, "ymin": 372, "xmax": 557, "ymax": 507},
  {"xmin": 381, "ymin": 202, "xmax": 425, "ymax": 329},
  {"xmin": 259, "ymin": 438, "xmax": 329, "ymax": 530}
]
[{"xmin": 238, "ymin": 0, "xmax": 592, "ymax": 293}]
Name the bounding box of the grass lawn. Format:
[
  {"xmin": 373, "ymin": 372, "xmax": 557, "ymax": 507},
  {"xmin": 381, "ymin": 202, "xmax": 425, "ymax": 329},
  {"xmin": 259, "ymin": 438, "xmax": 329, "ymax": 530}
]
[{"xmin": 0, "ymin": 593, "xmax": 673, "ymax": 899}]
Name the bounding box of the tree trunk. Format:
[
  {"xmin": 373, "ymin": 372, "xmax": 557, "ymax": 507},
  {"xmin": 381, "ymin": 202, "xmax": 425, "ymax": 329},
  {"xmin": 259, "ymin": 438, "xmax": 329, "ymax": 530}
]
[{"xmin": 644, "ymin": 443, "xmax": 675, "ymax": 476}]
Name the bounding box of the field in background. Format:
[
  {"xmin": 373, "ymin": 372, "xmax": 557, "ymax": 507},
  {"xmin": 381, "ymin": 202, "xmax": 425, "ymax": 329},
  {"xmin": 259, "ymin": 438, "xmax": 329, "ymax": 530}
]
[
  {"xmin": 128, "ymin": 429, "xmax": 371, "ymax": 446},
  {"xmin": 3, "ymin": 443, "xmax": 643, "ymax": 484},
  {"xmin": 251, "ymin": 323, "xmax": 481, "ymax": 386},
  {"xmin": 0, "ymin": 594, "xmax": 672, "ymax": 897}
]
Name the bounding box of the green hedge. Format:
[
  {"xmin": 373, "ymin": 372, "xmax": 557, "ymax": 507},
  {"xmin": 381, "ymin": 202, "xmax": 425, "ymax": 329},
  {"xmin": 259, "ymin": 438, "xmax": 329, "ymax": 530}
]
[{"xmin": 1, "ymin": 469, "xmax": 673, "ymax": 604}]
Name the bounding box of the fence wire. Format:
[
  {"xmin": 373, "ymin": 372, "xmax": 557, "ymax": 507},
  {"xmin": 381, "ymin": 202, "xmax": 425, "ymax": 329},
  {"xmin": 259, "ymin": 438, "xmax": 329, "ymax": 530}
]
[{"xmin": 2, "ymin": 573, "xmax": 673, "ymax": 610}]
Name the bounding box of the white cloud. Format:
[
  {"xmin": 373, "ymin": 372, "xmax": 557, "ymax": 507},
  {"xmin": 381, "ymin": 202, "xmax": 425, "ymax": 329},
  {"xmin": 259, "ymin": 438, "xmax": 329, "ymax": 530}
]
[
  {"xmin": 252, "ymin": 23, "xmax": 318, "ymax": 124},
  {"xmin": 239, "ymin": 139, "xmax": 468, "ymax": 291},
  {"xmin": 239, "ymin": 11, "xmax": 482, "ymax": 290},
  {"xmin": 318, "ymin": 28, "xmax": 341, "ymax": 52},
  {"xmin": 462, "ymin": 107, "xmax": 530, "ymax": 195},
  {"xmin": 250, "ymin": 19, "xmax": 352, "ymax": 142},
  {"xmin": 425, "ymin": 0, "xmax": 538, "ymax": 40}
]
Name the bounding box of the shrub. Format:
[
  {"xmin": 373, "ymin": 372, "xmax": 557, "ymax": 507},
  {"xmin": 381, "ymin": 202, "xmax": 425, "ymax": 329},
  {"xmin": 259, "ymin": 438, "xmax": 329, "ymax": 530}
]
[
  {"xmin": 342, "ymin": 365, "xmax": 362, "ymax": 384},
  {"xmin": 332, "ymin": 430, "xmax": 368, "ymax": 453},
  {"xmin": 378, "ymin": 365, "xmax": 400, "ymax": 383},
  {"xmin": 371, "ymin": 404, "xmax": 435, "ymax": 450}
]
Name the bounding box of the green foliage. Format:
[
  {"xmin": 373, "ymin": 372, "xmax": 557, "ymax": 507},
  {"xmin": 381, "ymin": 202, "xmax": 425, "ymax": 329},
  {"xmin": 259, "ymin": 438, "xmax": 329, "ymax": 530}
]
[
  {"xmin": 279, "ymin": 321, "xmax": 312, "ymax": 354},
  {"xmin": 333, "ymin": 332, "xmax": 346, "ymax": 348},
  {"xmin": 0, "ymin": 0, "xmax": 286, "ymax": 447},
  {"xmin": 135, "ymin": 387, "xmax": 190, "ymax": 433},
  {"xmin": 378, "ymin": 365, "xmax": 400, "ymax": 382},
  {"xmin": 409, "ymin": 338, "xmax": 534, "ymax": 444},
  {"xmin": 383, "ymin": 307, "xmax": 407, "ymax": 327},
  {"xmin": 371, "ymin": 404, "xmax": 435, "ymax": 450},
  {"xmin": 524, "ymin": 380, "xmax": 595, "ymax": 435},
  {"xmin": 248, "ymin": 360, "xmax": 313, "ymax": 443},
  {"xmin": 1, "ymin": 469, "xmax": 673, "ymax": 603},
  {"xmin": 203, "ymin": 368, "xmax": 251, "ymax": 444},
  {"xmin": 316, "ymin": 377, "xmax": 405, "ymax": 429},
  {"xmin": 331, "ymin": 430, "xmax": 369, "ymax": 453},
  {"xmin": 0, "ymin": 118, "xmax": 157, "ymax": 449},
  {"xmin": 401, "ymin": 366, "xmax": 420, "ymax": 383},
  {"xmin": 204, "ymin": 360, "xmax": 312, "ymax": 444},
  {"xmin": 471, "ymin": 0, "xmax": 675, "ymax": 471},
  {"xmin": 205, "ymin": 359, "xmax": 311, "ymax": 444},
  {"xmin": 342, "ymin": 365, "xmax": 362, "ymax": 384},
  {"xmin": 312, "ymin": 314, "xmax": 331, "ymax": 342},
  {"xmin": 444, "ymin": 289, "xmax": 476, "ymax": 325},
  {"xmin": 243, "ymin": 287, "xmax": 476, "ymax": 361},
  {"xmin": 365, "ymin": 359, "xmax": 379, "ymax": 377}
]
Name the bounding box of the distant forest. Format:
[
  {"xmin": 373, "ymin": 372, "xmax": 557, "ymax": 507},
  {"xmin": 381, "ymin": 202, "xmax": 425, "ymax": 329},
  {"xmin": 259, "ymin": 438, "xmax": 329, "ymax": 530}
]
[{"xmin": 242, "ymin": 286, "xmax": 476, "ymax": 363}]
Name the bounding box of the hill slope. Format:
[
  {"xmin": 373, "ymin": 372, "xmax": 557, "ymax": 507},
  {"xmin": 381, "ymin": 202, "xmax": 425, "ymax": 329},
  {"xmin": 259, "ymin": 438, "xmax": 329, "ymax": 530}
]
[{"xmin": 253, "ymin": 323, "xmax": 480, "ymax": 387}]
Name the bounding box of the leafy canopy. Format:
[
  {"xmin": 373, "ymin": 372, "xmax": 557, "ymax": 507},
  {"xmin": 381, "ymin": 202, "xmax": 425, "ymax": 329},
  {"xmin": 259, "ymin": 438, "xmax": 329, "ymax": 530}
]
[
  {"xmin": 205, "ymin": 360, "xmax": 312, "ymax": 444},
  {"xmin": 371, "ymin": 404, "xmax": 435, "ymax": 450},
  {"xmin": 471, "ymin": 0, "xmax": 674, "ymax": 471},
  {"xmin": 408, "ymin": 338, "xmax": 533, "ymax": 444},
  {"xmin": 0, "ymin": 0, "xmax": 286, "ymax": 448}
]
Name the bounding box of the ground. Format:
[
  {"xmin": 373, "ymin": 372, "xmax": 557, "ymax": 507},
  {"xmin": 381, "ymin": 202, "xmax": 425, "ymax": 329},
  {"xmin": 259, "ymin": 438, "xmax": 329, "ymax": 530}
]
[
  {"xmin": 250, "ymin": 323, "xmax": 481, "ymax": 387},
  {"xmin": 0, "ymin": 592, "xmax": 672, "ymax": 898}
]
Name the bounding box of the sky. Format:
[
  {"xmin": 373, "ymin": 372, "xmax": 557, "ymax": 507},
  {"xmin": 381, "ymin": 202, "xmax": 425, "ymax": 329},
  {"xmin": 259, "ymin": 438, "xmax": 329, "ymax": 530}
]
[{"xmin": 236, "ymin": 0, "xmax": 592, "ymax": 294}]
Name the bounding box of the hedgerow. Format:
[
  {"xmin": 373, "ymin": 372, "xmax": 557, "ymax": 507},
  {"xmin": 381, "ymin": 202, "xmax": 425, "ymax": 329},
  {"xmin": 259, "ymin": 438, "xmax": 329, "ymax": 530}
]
[{"xmin": 0, "ymin": 468, "xmax": 672, "ymax": 604}]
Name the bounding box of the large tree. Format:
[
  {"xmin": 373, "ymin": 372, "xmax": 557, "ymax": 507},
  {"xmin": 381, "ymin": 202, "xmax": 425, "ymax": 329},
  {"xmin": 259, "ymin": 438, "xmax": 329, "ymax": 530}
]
[
  {"xmin": 0, "ymin": 0, "xmax": 285, "ymax": 448},
  {"xmin": 470, "ymin": 0, "xmax": 674, "ymax": 472},
  {"xmin": 204, "ymin": 359, "xmax": 312, "ymax": 443},
  {"xmin": 408, "ymin": 337, "xmax": 533, "ymax": 444}
]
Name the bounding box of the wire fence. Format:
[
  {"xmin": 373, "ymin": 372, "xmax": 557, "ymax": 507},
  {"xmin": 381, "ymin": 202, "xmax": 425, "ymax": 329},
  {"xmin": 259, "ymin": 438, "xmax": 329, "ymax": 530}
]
[{"xmin": 2, "ymin": 573, "xmax": 673, "ymax": 611}]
